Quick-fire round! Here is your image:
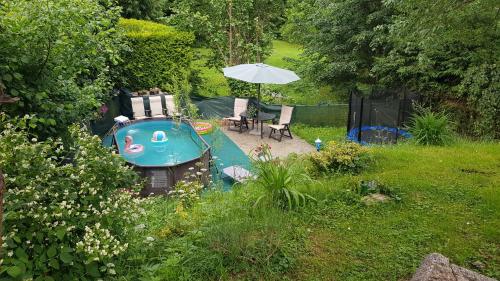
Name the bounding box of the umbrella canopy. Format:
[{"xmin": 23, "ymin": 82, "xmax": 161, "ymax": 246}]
[
  {"xmin": 222, "ymin": 63, "xmax": 300, "ymax": 84},
  {"xmin": 223, "ymin": 63, "xmax": 300, "ymax": 115}
]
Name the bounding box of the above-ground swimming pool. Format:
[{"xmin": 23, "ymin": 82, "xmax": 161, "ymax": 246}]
[
  {"xmin": 115, "ymin": 120, "xmax": 207, "ymax": 167},
  {"xmin": 112, "ymin": 119, "xmax": 211, "ymax": 196},
  {"xmin": 109, "ymin": 119, "xmax": 252, "ymax": 195}
]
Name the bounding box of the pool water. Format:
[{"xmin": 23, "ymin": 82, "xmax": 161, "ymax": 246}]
[
  {"xmin": 201, "ymin": 129, "xmax": 251, "ymax": 189},
  {"xmin": 115, "ymin": 120, "xmax": 204, "ymax": 167}
]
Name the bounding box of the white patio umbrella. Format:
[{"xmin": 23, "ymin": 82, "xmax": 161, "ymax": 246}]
[{"xmin": 222, "ymin": 63, "xmax": 300, "ymax": 112}]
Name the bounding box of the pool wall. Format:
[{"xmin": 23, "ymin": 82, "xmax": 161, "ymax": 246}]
[{"xmin": 111, "ymin": 118, "xmax": 211, "ymax": 196}]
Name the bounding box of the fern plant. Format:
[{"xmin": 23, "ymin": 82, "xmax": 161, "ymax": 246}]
[{"xmin": 409, "ymin": 107, "xmax": 453, "ymax": 146}]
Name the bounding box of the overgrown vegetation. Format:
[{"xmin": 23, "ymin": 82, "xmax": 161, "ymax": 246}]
[
  {"xmin": 0, "ymin": 115, "xmax": 141, "ymax": 280},
  {"xmin": 251, "ymin": 144, "xmax": 315, "ymax": 210},
  {"xmin": 109, "ymin": 137, "xmax": 499, "ymax": 280},
  {"xmin": 282, "ymin": 0, "xmax": 499, "ymax": 139},
  {"xmin": 0, "ymin": 0, "xmax": 123, "ymax": 137}
]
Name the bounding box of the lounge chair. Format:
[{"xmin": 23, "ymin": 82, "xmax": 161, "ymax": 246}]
[
  {"xmin": 164, "ymin": 95, "xmax": 180, "ymax": 117},
  {"xmin": 131, "ymin": 97, "xmax": 148, "ymax": 120},
  {"xmin": 269, "ymin": 105, "xmax": 294, "ymax": 142},
  {"xmin": 225, "ymin": 98, "xmax": 249, "ymax": 133},
  {"xmin": 149, "ymin": 96, "xmax": 166, "ymax": 118}
]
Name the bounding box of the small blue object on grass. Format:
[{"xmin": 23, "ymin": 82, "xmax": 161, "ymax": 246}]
[{"xmin": 315, "ymin": 138, "xmax": 322, "ymax": 151}]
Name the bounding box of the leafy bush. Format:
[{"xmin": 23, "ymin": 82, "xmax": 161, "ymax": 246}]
[
  {"xmin": 116, "ymin": 18, "xmax": 195, "ymax": 95},
  {"xmin": 409, "ymin": 107, "xmax": 453, "ymax": 146},
  {"xmin": 251, "ymin": 144, "xmax": 315, "ymax": 210},
  {"xmin": 0, "ymin": 115, "xmax": 141, "ymax": 280},
  {"xmin": 309, "ymin": 141, "xmax": 371, "ymax": 175},
  {"xmin": 0, "ymin": 0, "xmax": 124, "ymax": 137}
]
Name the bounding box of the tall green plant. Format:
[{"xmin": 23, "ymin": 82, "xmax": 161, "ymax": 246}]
[
  {"xmin": 251, "ymin": 144, "xmax": 314, "ymax": 210},
  {"xmin": 409, "ymin": 107, "xmax": 453, "ymax": 146}
]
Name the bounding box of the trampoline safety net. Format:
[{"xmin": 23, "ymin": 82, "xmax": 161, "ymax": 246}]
[{"xmin": 347, "ymin": 90, "xmax": 419, "ymax": 144}]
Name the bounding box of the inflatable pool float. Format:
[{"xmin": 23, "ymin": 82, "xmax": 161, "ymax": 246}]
[
  {"xmin": 193, "ymin": 122, "xmax": 213, "ymax": 135},
  {"xmin": 124, "ymin": 135, "xmax": 144, "ymax": 154},
  {"xmin": 151, "ymin": 130, "xmax": 168, "ymax": 142}
]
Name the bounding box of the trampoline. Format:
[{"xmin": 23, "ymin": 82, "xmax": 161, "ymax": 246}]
[
  {"xmin": 347, "ymin": 89, "xmax": 419, "ymax": 145},
  {"xmin": 347, "ymin": 125, "xmax": 411, "ymax": 145}
]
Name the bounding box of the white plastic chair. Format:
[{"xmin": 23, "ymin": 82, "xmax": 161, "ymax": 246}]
[{"xmin": 269, "ymin": 105, "xmax": 294, "ymax": 141}]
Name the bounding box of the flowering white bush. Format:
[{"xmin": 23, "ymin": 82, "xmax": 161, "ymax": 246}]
[
  {"xmin": 0, "ymin": 116, "xmax": 142, "ymax": 280},
  {"xmin": 169, "ymin": 161, "xmax": 210, "ymax": 210}
]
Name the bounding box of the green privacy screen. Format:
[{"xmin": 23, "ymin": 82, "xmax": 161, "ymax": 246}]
[
  {"xmin": 91, "ymin": 90, "xmax": 348, "ymax": 137},
  {"xmin": 191, "ymin": 95, "xmax": 348, "ymax": 127}
]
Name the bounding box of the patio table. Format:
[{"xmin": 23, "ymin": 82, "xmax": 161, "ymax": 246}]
[{"xmin": 240, "ymin": 111, "xmax": 276, "ymax": 139}]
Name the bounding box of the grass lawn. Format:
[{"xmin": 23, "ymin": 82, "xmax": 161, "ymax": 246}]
[
  {"xmin": 116, "ymin": 128, "xmax": 500, "ymax": 280},
  {"xmin": 292, "ymin": 124, "xmax": 347, "ymax": 144},
  {"xmin": 192, "ymin": 40, "xmax": 340, "ymax": 104},
  {"xmin": 291, "ymin": 141, "xmax": 500, "ymax": 280}
]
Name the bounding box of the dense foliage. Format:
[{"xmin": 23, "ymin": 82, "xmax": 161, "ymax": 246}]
[
  {"xmin": 0, "ymin": 115, "xmax": 141, "ymax": 280},
  {"xmin": 117, "ymin": 0, "xmax": 171, "ymax": 20},
  {"xmin": 116, "ymin": 18, "xmax": 195, "ymax": 95},
  {"xmin": 283, "ymin": 0, "xmax": 499, "ymax": 138},
  {"xmin": 168, "ymin": 0, "xmax": 286, "ymax": 67},
  {"xmin": 0, "ymin": 0, "xmax": 123, "ymax": 137},
  {"xmin": 284, "ymin": 0, "xmax": 392, "ymax": 92}
]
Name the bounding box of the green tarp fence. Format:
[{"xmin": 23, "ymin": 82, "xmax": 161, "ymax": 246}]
[
  {"xmin": 191, "ymin": 95, "xmax": 348, "ymax": 127},
  {"xmin": 91, "ymin": 90, "xmax": 348, "ymax": 136}
]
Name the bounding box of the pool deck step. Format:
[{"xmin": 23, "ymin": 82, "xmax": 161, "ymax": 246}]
[{"xmin": 222, "ymin": 165, "xmax": 254, "ymax": 183}]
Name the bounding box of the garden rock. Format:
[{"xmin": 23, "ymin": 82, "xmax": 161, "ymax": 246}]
[
  {"xmin": 411, "ymin": 253, "xmax": 496, "ymax": 281},
  {"xmin": 361, "ymin": 193, "xmax": 390, "ymax": 205}
]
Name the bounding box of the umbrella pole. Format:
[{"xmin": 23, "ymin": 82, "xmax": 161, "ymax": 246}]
[{"xmin": 257, "ymin": 83, "xmax": 261, "ymax": 114}]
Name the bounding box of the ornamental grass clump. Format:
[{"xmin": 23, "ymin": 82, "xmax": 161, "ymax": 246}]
[
  {"xmin": 309, "ymin": 141, "xmax": 372, "ymax": 175},
  {"xmin": 0, "ymin": 116, "xmax": 142, "ymax": 280},
  {"xmin": 409, "ymin": 107, "xmax": 453, "ymax": 146},
  {"xmin": 251, "ymin": 144, "xmax": 315, "ymax": 210}
]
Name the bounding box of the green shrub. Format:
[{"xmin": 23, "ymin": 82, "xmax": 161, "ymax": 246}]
[
  {"xmin": 116, "ymin": 18, "xmax": 195, "ymax": 94},
  {"xmin": 0, "ymin": 115, "xmax": 141, "ymax": 280},
  {"xmin": 409, "ymin": 107, "xmax": 453, "ymax": 146},
  {"xmin": 309, "ymin": 141, "xmax": 372, "ymax": 175}
]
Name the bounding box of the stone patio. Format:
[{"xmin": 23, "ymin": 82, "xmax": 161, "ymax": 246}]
[{"xmin": 221, "ymin": 123, "xmax": 315, "ymax": 159}]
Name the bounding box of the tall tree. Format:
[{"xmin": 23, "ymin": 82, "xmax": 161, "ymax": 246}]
[
  {"xmin": 297, "ymin": 0, "xmax": 393, "ymax": 93},
  {"xmin": 168, "ymin": 0, "xmax": 286, "ymax": 67}
]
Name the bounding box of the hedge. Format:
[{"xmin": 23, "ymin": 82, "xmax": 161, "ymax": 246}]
[{"xmin": 117, "ymin": 18, "xmax": 195, "ymax": 93}]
